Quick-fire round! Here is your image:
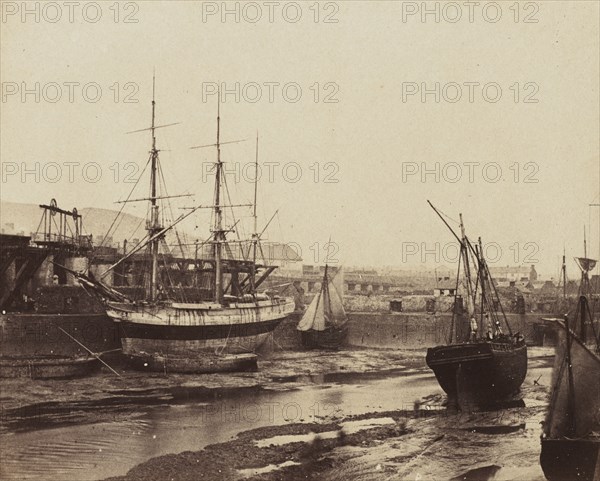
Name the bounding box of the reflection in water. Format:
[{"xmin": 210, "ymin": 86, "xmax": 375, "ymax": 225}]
[
  {"xmin": 0, "ymin": 364, "xmax": 550, "ymax": 481},
  {"xmin": 237, "ymin": 460, "xmax": 301, "ymax": 478},
  {"xmin": 450, "ymin": 465, "xmax": 502, "ymax": 481},
  {"xmin": 0, "ymin": 372, "xmax": 437, "ymax": 481}
]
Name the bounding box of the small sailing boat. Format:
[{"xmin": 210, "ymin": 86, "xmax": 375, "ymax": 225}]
[
  {"xmin": 297, "ymin": 265, "xmax": 348, "ymax": 349},
  {"xmin": 74, "ymin": 81, "xmax": 295, "ymax": 373},
  {"xmin": 425, "ymin": 201, "xmax": 528, "ymax": 410},
  {"xmin": 540, "ymin": 243, "xmax": 600, "ymax": 481}
]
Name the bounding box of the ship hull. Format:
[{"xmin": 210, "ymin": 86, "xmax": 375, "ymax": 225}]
[
  {"xmin": 426, "ymin": 341, "xmax": 528, "ymax": 409},
  {"xmin": 541, "ymin": 319, "xmax": 600, "ymax": 481},
  {"xmin": 540, "ymin": 439, "xmax": 600, "ymax": 481},
  {"xmin": 125, "ymin": 352, "xmax": 258, "ymax": 373},
  {"xmin": 300, "ymin": 323, "xmax": 348, "ymax": 350},
  {"xmin": 107, "ymin": 298, "xmax": 295, "ymax": 373}
]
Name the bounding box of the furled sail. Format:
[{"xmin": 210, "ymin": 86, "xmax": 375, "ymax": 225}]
[{"xmin": 575, "ymin": 257, "xmax": 598, "ymax": 273}]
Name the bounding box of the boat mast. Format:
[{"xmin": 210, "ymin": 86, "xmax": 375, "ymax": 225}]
[
  {"xmin": 213, "ymin": 93, "xmax": 224, "ymax": 303},
  {"xmin": 324, "ymin": 264, "xmax": 332, "ymax": 322},
  {"xmin": 478, "ymin": 237, "xmax": 486, "ymax": 332},
  {"xmin": 564, "ymin": 314, "xmax": 577, "ymax": 436},
  {"xmin": 582, "ymin": 227, "xmax": 589, "ymax": 296},
  {"xmin": 562, "ymin": 248, "xmax": 567, "ymax": 299},
  {"xmin": 250, "ymin": 132, "xmax": 259, "ymax": 295},
  {"xmin": 459, "ymin": 214, "xmax": 475, "ymax": 325},
  {"xmin": 148, "ymin": 74, "xmax": 161, "ymax": 302}
]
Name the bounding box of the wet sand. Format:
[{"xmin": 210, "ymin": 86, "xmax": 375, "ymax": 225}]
[{"xmin": 0, "ymin": 348, "xmax": 554, "ymax": 481}]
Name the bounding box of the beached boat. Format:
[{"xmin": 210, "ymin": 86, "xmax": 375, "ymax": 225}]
[
  {"xmin": 540, "ymin": 249, "xmax": 600, "ymax": 481},
  {"xmin": 425, "ymin": 201, "xmax": 528, "ymax": 410},
  {"xmin": 0, "ymin": 355, "xmax": 100, "ymax": 379},
  {"xmin": 297, "ymin": 264, "xmax": 348, "ymax": 349},
  {"xmin": 73, "ymin": 81, "xmax": 294, "ymax": 373}
]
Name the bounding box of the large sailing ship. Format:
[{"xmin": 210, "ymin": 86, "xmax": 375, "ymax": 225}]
[
  {"xmin": 425, "ymin": 202, "xmax": 528, "ymax": 410},
  {"xmin": 540, "ymin": 245, "xmax": 600, "ymax": 481},
  {"xmin": 297, "ymin": 264, "xmax": 348, "ymax": 349},
  {"xmin": 76, "ymin": 82, "xmax": 295, "ymax": 373}
]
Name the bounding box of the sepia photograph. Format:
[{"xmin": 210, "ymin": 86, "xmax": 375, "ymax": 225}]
[{"xmin": 0, "ymin": 1, "xmax": 599, "ymax": 480}]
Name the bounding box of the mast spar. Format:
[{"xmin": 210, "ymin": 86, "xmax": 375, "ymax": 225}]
[
  {"xmin": 562, "ymin": 248, "xmax": 567, "ymax": 299},
  {"xmin": 148, "ymin": 74, "xmax": 161, "ymax": 302},
  {"xmin": 459, "ymin": 214, "xmax": 475, "ymax": 326},
  {"xmin": 250, "ymin": 132, "xmax": 259, "ymax": 295},
  {"xmin": 213, "ymin": 92, "xmax": 224, "ymax": 304}
]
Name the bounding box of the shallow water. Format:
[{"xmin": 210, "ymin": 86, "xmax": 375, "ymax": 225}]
[{"xmin": 0, "ymin": 353, "xmax": 553, "ymax": 481}]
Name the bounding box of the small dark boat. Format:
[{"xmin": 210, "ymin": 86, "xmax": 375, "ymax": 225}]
[
  {"xmin": 425, "ymin": 202, "xmax": 528, "ymax": 410},
  {"xmin": 297, "ymin": 265, "xmax": 347, "ymax": 350},
  {"xmin": 0, "ymin": 355, "xmax": 100, "ymax": 379},
  {"xmin": 427, "ymin": 339, "xmax": 527, "ymax": 407}
]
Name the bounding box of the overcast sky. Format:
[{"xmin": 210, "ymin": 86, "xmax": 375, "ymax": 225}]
[{"xmin": 1, "ymin": 1, "xmax": 599, "ymax": 277}]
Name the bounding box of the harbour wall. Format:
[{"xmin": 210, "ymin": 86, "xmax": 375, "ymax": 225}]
[
  {"xmin": 272, "ymin": 312, "xmax": 544, "ymax": 351},
  {"xmin": 0, "ymin": 313, "xmax": 120, "ymax": 357},
  {"xmin": 1, "ymin": 310, "xmax": 546, "ymax": 358}
]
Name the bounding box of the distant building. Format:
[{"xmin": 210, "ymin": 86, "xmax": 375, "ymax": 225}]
[
  {"xmin": 531, "ymin": 280, "xmax": 557, "ymax": 295},
  {"xmin": 489, "ymin": 265, "xmax": 531, "ymax": 282},
  {"xmin": 433, "ymin": 286, "xmax": 456, "ymax": 297},
  {"xmin": 529, "ymin": 265, "xmax": 538, "ymax": 281}
]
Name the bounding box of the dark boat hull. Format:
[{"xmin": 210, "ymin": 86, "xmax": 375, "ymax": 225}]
[
  {"xmin": 540, "ymin": 318, "xmax": 600, "ymax": 481},
  {"xmin": 0, "ymin": 355, "xmax": 100, "ymax": 379},
  {"xmin": 125, "ymin": 352, "xmax": 258, "ymax": 373},
  {"xmin": 540, "ymin": 438, "xmax": 600, "ymax": 481},
  {"xmin": 426, "ymin": 341, "xmax": 528, "ymax": 409},
  {"xmin": 300, "ymin": 323, "xmax": 348, "ymax": 350}
]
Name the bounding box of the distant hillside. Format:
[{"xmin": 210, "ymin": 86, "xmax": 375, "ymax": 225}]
[
  {"xmin": 0, "ymin": 201, "xmax": 301, "ymax": 261},
  {"xmin": 0, "ymin": 201, "xmax": 147, "ymax": 245}
]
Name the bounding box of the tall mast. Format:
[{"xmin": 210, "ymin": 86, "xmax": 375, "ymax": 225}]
[
  {"xmin": 323, "ymin": 263, "xmax": 331, "ymax": 321},
  {"xmin": 562, "ymin": 248, "xmax": 567, "ymax": 299},
  {"xmin": 250, "ymin": 132, "xmax": 259, "ymax": 295},
  {"xmin": 148, "ymin": 74, "xmax": 160, "ymax": 302},
  {"xmin": 213, "ymin": 93, "xmax": 224, "ymax": 303},
  {"xmin": 564, "ymin": 314, "xmax": 577, "ymax": 436},
  {"xmin": 459, "ymin": 214, "xmax": 475, "ymax": 320},
  {"xmin": 582, "ymin": 227, "xmax": 589, "ymax": 297},
  {"xmin": 478, "ymin": 236, "xmax": 486, "ymax": 333}
]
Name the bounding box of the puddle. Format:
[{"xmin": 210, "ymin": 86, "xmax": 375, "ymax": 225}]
[
  {"xmin": 237, "ymin": 460, "xmax": 301, "ymax": 478},
  {"xmin": 269, "ymin": 367, "xmax": 422, "ymax": 385},
  {"xmin": 450, "ymin": 464, "xmax": 502, "ymax": 481},
  {"xmin": 256, "ymin": 417, "xmax": 397, "ymax": 447},
  {"xmin": 463, "ymin": 424, "xmax": 526, "ymax": 435}
]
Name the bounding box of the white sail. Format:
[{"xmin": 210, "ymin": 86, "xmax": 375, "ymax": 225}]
[
  {"xmin": 331, "ymin": 266, "xmax": 344, "ymax": 299},
  {"xmin": 297, "ymin": 265, "xmax": 346, "ymax": 332},
  {"xmin": 327, "ymin": 273, "xmax": 347, "ymax": 326},
  {"xmin": 297, "ymin": 290, "xmax": 325, "ymax": 331}
]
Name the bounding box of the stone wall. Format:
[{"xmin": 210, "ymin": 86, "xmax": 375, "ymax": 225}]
[
  {"xmin": 272, "ymin": 311, "xmax": 542, "ymax": 351},
  {"xmin": 347, "ymin": 312, "xmax": 538, "ymax": 349},
  {"xmin": 0, "ymin": 312, "xmax": 120, "ymax": 357}
]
